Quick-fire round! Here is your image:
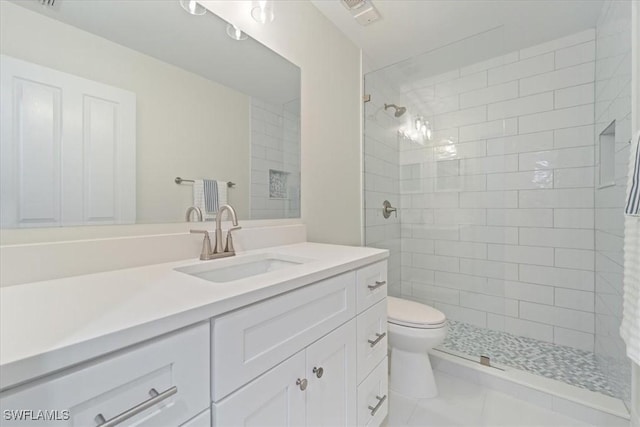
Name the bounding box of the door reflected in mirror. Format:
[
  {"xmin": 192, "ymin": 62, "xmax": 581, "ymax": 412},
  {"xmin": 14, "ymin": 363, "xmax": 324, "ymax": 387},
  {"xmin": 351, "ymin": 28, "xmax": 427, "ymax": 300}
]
[{"xmin": 0, "ymin": 0, "xmax": 301, "ymax": 229}]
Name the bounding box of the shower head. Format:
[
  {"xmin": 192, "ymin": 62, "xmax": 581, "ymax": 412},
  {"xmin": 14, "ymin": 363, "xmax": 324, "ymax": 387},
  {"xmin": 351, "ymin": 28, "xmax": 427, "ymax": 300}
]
[{"xmin": 384, "ymin": 103, "xmax": 407, "ymax": 117}]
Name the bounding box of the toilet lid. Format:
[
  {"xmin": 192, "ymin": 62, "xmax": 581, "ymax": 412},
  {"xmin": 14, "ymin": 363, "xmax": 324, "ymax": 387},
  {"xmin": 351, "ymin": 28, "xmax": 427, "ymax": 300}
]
[{"xmin": 387, "ymin": 296, "xmax": 446, "ymax": 328}]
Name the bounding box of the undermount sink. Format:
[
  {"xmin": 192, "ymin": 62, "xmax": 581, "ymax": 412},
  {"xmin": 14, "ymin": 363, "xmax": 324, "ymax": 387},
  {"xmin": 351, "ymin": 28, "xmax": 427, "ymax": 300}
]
[{"xmin": 175, "ymin": 253, "xmax": 313, "ymax": 283}]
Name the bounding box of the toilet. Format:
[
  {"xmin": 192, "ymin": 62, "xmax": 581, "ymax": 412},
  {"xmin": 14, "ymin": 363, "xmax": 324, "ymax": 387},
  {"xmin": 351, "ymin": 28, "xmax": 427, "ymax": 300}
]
[{"xmin": 387, "ymin": 296, "xmax": 448, "ymax": 399}]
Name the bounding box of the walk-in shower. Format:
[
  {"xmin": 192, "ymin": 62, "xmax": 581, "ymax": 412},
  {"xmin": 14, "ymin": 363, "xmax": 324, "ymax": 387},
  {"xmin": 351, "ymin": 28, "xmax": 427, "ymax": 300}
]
[{"xmin": 363, "ymin": 0, "xmax": 632, "ymax": 411}]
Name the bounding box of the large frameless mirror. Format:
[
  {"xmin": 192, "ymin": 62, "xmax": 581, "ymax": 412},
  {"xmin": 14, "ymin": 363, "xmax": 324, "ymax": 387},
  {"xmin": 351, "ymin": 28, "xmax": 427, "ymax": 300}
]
[{"xmin": 0, "ymin": 0, "xmax": 301, "ymax": 230}]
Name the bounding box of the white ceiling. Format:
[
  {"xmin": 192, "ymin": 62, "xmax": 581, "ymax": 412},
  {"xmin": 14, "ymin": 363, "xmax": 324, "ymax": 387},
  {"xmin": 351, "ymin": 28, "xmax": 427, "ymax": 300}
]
[
  {"xmin": 10, "ymin": 0, "xmax": 299, "ymax": 105},
  {"xmin": 311, "ymin": 0, "xmax": 605, "ymax": 73}
]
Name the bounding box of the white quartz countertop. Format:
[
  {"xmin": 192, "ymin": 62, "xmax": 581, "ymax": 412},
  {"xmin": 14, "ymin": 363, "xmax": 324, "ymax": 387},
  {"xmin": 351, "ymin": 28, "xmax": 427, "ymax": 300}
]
[{"xmin": 0, "ymin": 242, "xmax": 388, "ymax": 390}]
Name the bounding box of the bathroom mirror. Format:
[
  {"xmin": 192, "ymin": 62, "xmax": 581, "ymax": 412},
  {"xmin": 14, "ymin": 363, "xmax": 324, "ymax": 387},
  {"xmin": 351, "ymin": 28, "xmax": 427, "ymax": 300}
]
[{"xmin": 0, "ymin": 0, "xmax": 301, "ymax": 229}]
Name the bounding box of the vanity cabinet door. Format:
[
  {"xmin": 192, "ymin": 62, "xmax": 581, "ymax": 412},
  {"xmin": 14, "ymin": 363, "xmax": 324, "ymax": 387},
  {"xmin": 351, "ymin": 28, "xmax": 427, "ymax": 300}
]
[
  {"xmin": 213, "ymin": 351, "xmax": 306, "ymax": 427},
  {"xmin": 305, "ymin": 321, "xmax": 357, "ymax": 427}
]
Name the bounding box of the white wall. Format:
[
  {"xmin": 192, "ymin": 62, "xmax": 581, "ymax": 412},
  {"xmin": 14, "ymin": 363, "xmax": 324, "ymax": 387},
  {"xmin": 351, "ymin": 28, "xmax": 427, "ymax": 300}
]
[
  {"xmin": 0, "ymin": 2, "xmax": 251, "ymax": 223},
  {"xmin": 365, "ymin": 30, "xmax": 601, "ymax": 351},
  {"xmin": 593, "ymin": 0, "xmax": 633, "ymax": 405},
  {"xmin": 201, "ymin": 1, "xmax": 363, "ymax": 246}
]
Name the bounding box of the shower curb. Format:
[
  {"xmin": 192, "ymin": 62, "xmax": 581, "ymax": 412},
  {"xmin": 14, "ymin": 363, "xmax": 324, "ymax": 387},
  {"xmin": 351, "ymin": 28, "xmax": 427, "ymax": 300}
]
[{"xmin": 429, "ymin": 349, "xmax": 630, "ymax": 425}]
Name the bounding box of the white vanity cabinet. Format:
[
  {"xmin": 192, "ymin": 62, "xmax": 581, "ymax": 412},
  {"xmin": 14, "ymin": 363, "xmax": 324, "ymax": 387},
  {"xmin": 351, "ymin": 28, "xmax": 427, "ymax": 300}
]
[
  {"xmin": 0, "ymin": 323, "xmax": 210, "ymax": 427},
  {"xmin": 212, "ymin": 260, "xmax": 388, "ymax": 427},
  {"xmin": 0, "ymin": 255, "xmax": 389, "ymax": 427}
]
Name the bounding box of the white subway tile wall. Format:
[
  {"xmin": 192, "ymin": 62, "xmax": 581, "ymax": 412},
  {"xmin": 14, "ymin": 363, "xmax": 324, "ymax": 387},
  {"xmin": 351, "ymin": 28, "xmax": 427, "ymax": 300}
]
[
  {"xmin": 250, "ymin": 98, "xmax": 301, "ymax": 219},
  {"xmin": 366, "ymin": 30, "xmax": 601, "ymax": 351},
  {"xmin": 593, "ymin": 0, "xmax": 632, "ymax": 404}
]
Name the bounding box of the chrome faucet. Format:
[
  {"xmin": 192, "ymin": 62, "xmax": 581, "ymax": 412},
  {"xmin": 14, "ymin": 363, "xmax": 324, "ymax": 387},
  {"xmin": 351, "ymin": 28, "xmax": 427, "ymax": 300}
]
[
  {"xmin": 190, "ymin": 204, "xmax": 242, "ymax": 260},
  {"xmin": 185, "ymin": 206, "xmax": 203, "ymax": 222}
]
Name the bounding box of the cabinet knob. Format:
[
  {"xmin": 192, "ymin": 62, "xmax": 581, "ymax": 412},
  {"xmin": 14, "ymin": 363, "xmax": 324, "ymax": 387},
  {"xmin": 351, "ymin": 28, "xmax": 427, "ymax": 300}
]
[
  {"xmin": 296, "ymin": 378, "xmax": 308, "ymax": 391},
  {"xmin": 312, "ymin": 366, "xmax": 324, "ymax": 378}
]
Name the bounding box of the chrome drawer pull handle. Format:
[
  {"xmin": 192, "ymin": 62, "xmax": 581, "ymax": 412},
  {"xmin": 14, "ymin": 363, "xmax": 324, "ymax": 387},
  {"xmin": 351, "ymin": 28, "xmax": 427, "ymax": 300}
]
[
  {"xmin": 367, "ymin": 280, "xmax": 386, "ymax": 291},
  {"xmin": 367, "ymin": 332, "xmax": 386, "ymax": 347},
  {"xmin": 95, "ymin": 386, "xmax": 177, "ymax": 427},
  {"xmin": 368, "ymin": 394, "xmax": 387, "ymax": 416}
]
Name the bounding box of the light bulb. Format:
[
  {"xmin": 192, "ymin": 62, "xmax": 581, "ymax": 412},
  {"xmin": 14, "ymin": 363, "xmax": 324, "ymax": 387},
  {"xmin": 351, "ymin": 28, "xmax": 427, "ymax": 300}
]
[
  {"xmin": 226, "ymin": 23, "xmax": 248, "ymax": 41},
  {"xmin": 251, "ymin": 0, "xmax": 274, "ymax": 23},
  {"xmin": 179, "ymin": 0, "xmax": 207, "ymax": 16}
]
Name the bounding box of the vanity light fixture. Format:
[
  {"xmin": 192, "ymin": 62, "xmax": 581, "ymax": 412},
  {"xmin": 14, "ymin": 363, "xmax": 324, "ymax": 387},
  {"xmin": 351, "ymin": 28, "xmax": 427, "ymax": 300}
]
[
  {"xmin": 251, "ymin": 0, "xmax": 275, "ymax": 24},
  {"xmin": 179, "ymin": 0, "xmax": 206, "ymax": 16},
  {"xmin": 226, "ymin": 24, "xmax": 248, "ymax": 41}
]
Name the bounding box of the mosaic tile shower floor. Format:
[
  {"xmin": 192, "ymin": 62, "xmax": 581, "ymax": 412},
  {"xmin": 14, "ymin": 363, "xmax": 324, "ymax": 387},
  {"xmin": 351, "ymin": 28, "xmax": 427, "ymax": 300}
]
[{"xmin": 438, "ymin": 321, "xmax": 619, "ymax": 399}]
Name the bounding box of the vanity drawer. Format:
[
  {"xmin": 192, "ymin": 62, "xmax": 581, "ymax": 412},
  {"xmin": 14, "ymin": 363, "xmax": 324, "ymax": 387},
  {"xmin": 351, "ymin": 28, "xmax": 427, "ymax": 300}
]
[
  {"xmin": 357, "ymin": 299, "xmax": 388, "ymax": 384},
  {"xmin": 357, "ymin": 357, "xmax": 388, "ymax": 427},
  {"xmin": 356, "ymin": 261, "xmax": 387, "ymax": 313},
  {"xmin": 212, "ymin": 272, "xmax": 356, "ymax": 401},
  {"xmin": 0, "ymin": 323, "xmax": 210, "ymax": 427}
]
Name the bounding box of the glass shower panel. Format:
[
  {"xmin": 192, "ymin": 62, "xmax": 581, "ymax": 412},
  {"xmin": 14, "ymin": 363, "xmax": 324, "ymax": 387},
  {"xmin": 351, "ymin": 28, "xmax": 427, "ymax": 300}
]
[
  {"xmin": 363, "ymin": 69, "xmax": 403, "ymax": 297},
  {"xmin": 364, "ymin": 26, "xmax": 513, "ymax": 362}
]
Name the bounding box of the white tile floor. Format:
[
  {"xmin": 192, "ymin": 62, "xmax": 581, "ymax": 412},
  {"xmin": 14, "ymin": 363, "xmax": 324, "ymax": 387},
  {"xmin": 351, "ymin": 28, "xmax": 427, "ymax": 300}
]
[{"xmin": 385, "ymin": 370, "xmax": 598, "ymax": 427}]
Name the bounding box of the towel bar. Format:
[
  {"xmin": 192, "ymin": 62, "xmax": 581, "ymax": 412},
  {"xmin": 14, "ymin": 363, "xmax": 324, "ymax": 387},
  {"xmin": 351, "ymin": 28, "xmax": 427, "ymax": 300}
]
[{"xmin": 175, "ymin": 177, "xmax": 235, "ymax": 188}]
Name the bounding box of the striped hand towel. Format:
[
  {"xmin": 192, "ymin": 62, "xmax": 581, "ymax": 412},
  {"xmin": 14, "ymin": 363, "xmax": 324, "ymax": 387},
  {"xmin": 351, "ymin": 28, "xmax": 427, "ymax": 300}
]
[
  {"xmin": 625, "ymin": 131, "xmax": 640, "ymax": 215},
  {"xmin": 193, "ymin": 179, "xmax": 228, "ymax": 221},
  {"xmin": 203, "ymin": 179, "xmax": 219, "ymax": 214}
]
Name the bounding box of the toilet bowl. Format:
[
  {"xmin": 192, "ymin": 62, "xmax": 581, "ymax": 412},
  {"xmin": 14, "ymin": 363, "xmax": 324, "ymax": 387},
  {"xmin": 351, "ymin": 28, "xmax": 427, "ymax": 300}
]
[{"xmin": 387, "ymin": 296, "xmax": 447, "ymax": 399}]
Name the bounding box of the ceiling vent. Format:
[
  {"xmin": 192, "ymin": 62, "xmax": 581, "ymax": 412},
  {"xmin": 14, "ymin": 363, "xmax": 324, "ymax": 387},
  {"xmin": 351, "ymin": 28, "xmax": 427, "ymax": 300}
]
[
  {"xmin": 340, "ymin": 0, "xmax": 381, "ymax": 26},
  {"xmin": 341, "ymin": 0, "xmax": 366, "ymax": 10},
  {"xmin": 39, "ymin": 0, "xmax": 56, "ymax": 6}
]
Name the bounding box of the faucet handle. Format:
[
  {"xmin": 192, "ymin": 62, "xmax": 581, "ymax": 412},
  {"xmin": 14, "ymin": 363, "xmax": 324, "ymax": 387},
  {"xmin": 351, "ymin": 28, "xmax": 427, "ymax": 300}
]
[
  {"xmin": 225, "ymin": 226, "xmax": 242, "ymax": 253},
  {"xmin": 190, "ymin": 229, "xmax": 213, "ymax": 260},
  {"xmin": 190, "ymin": 229, "xmax": 209, "ymax": 235}
]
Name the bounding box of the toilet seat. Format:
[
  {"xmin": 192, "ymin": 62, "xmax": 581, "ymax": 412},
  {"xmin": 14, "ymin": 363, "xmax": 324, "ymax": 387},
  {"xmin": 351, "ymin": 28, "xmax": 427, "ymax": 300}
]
[{"xmin": 387, "ymin": 296, "xmax": 446, "ymax": 329}]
